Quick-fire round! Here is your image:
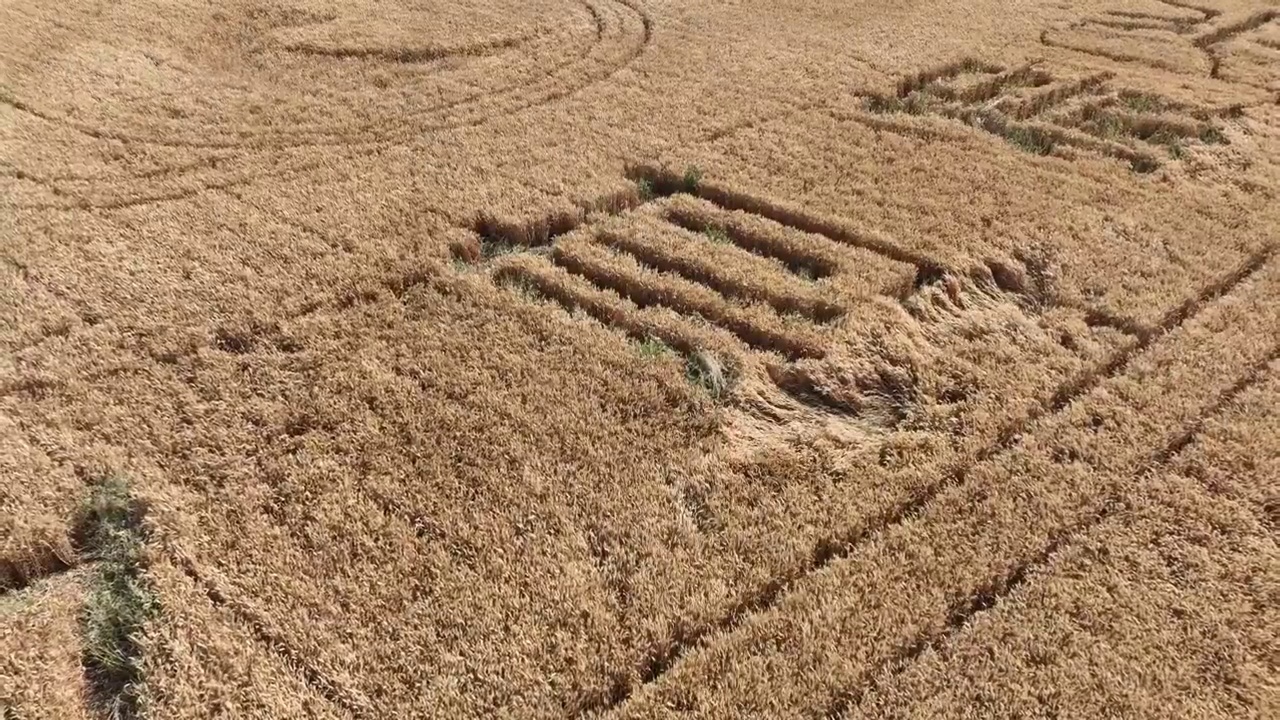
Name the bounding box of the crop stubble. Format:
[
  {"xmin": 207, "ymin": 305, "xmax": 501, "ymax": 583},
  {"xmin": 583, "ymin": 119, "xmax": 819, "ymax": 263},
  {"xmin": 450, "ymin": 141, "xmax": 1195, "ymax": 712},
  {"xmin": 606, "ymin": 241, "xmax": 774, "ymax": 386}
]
[{"xmin": 3, "ymin": 0, "xmax": 1279, "ymax": 717}]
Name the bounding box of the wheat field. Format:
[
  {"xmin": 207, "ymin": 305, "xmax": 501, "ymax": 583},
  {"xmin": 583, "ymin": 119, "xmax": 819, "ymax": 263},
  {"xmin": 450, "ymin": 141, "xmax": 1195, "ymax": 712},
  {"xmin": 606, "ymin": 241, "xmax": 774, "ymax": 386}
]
[{"xmin": 2, "ymin": 0, "xmax": 1278, "ymax": 717}]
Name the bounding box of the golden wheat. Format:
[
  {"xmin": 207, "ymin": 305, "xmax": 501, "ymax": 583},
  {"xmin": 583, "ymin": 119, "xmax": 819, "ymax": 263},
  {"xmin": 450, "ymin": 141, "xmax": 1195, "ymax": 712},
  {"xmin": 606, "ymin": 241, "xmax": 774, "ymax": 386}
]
[{"xmin": 3, "ymin": 0, "xmax": 1278, "ymax": 717}]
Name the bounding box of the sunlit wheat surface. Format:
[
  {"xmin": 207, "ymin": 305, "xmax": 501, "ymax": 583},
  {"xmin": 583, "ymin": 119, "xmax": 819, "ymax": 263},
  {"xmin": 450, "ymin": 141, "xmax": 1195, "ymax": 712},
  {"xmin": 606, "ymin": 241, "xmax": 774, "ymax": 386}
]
[{"xmin": 3, "ymin": 1, "xmax": 1279, "ymax": 717}]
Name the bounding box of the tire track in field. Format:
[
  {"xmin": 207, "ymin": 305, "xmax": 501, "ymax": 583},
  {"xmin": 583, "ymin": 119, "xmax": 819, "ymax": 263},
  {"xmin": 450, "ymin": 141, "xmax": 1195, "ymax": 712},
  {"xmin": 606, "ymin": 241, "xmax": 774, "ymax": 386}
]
[
  {"xmin": 5, "ymin": 156, "xmax": 227, "ymax": 186},
  {"xmin": 13, "ymin": 157, "xmax": 332, "ymax": 212},
  {"xmin": 989, "ymin": 243, "xmax": 1277, "ymax": 454},
  {"xmin": 1037, "ymin": 30, "xmax": 1195, "ymax": 74},
  {"xmin": 1155, "ymin": 0, "xmax": 1218, "ymax": 20},
  {"xmin": 1, "ymin": 166, "xmax": 68, "ymax": 197},
  {"xmin": 1039, "ymin": 0, "xmax": 1278, "ymax": 87},
  {"xmin": 2, "ymin": 0, "xmax": 654, "ymax": 150},
  {"xmin": 171, "ymin": 552, "xmax": 374, "ymax": 718},
  {"xmin": 216, "ymin": 182, "xmax": 456, "ymax": 259},
  {"xmin": 575, "ymin": 243, "xmax": 1276, "ymax": 715},
  {"xmin": 820, "ymin": 342, "xmax": 1280, "ymax": 719},
  {"xmin": 374, "ymin": 0, "xmax": 653, "ymax": 141},
  {"xmin": 1196, "ymin": 9, "xmax": 1279, "ymax": 80}
]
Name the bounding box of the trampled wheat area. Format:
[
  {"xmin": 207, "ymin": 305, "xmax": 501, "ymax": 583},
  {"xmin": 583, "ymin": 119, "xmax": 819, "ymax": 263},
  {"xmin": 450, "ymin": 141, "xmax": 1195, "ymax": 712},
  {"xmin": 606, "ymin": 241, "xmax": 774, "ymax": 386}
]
[{"xmin": 2, "ymin": 0, "xmax": 1278, "ymax": 717}]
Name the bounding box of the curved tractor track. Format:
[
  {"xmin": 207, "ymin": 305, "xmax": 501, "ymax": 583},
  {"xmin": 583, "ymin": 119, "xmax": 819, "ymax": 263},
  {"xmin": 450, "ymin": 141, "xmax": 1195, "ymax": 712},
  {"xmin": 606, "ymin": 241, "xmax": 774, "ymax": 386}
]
[{"xmin": 1, "ymin": 0, "xmax": 653, "ymax": 151}]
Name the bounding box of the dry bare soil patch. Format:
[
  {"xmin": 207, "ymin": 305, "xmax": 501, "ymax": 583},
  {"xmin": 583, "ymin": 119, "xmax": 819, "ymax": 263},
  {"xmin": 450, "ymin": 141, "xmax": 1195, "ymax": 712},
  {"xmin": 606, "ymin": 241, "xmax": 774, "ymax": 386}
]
[{"xmin": 3, "ymin": 0, "xmax": 1279, "ymax": 717}]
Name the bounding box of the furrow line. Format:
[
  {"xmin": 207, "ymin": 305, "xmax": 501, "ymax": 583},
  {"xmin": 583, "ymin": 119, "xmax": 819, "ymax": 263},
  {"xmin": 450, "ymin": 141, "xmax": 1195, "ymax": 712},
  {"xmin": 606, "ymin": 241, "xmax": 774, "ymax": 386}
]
[
  {"xmin": 1078, "ymin": 304, "xmax": 1148, "ymax": 337},
  {"xmin": 220, "ymin": 187, "xmax": 359, "ymax": 254},
  {"xmin": 1197, "ymin": 10, "xmax": 1278, "ymax": 80},
  {"xmin": 840, "ymin": 109, "xmax": 980, "ymax": 144},
  {"xmin": 1084, "ymin": 18, "xmax": 1188, "ymax": 32},
  {"xmin": 434, "ymin": 0, "xmax": 653, "ymax": 133},
  {"xmin": 1038, "ymin": 30, "xmax": 1188, "ymax": 73},
  {"xmin": 935, "ymin": 103, "xmax": 1163, "ymax": 172},
  {"xmin": 951, "ymin": 63, "xmax": 1052, "ymax": 105},
  {"xmin": 992, "ymin": 243, "xmax": 1274, "ymax": 453},
  {"xmin": 895, "ymin": 57, "xmax": 1006, "ymax": 98},
  {"xmin": 1155, "ymin": 0, "xmax": 1219, "ymax": 20},
  {"xmin": 576, "ymin": 242, "xmax": 1276, "ymax": 716},
  {"xmin": 823, "ymin": 341, "xmax": 1280, "ymax": 719},
  {"xmin": 699, "ymin": 97, "xmax": 829, "ymax": 143},
  {"xmin": 0, "ymin": 89, "xmax": 255, "ymax": 150},
  {"xmin": 550, "ymin": 238, "xmax": 825, "ymax": 361},
  {"xmin": 22, "ymin": 158, "xmax": 334, "ymax": 212},
  {"xmin": 821, "ymin": 518, "xmax": 1089, "ymax": 719},
  {"xmin": 173, "ymin": 554, "xmax": 373, "ymax": 718},
  {"xmin": 576, "ymin": 473, "xmax": 944, "ymax": 719},
  {"xmin": 1194, "ymin": 9, "xmax": 1278, "ymax": 49},
  {"xmin": 1009, "ymin": 72, "xmax": 1113, "ymax": 120},
  {"xmin": 1, "ymin": 1, "xmax": 649, "ymax": 149},
  {"xmin": 660, "ymin": 200, "xmax": 842, "ymax": 281},
  {"xmin": 691, "ymin": 183, "xmax": 934, "ymax": 270},
  {"xmin": 3, "ymin": 166, "xmax": 67, "ymax": 196},
  {"xmin": 472, "ymin": 183, "xmax": 644, "ymax": 249},
  {"xmin": 0, "ymin": 555, "xmax": 78, "ymax": 597},
  {"xmin": 597, "ymin": 226, "xmax": 844, "ymax": 323},
  {"xmin": 626, "ymin": 164, "xmax": 940, "ymax": 270},
  {"xmin": 1105, "ymin": 10, "xmax": 1199, "ymax": 24},
  {"xmin": 1152, "ymin": 344, "xmax": 1280, "ymax": 465},
  {"xmin": 401, "ymin": 4, "xmax": 607, "ymax": 125},
  {"xmin": 491, "ymin": 255, "xmax": 730, "ymax": 363},
  {"xmin": 282, "ymin": 33, "xmax": 532, "ymax": 64}
]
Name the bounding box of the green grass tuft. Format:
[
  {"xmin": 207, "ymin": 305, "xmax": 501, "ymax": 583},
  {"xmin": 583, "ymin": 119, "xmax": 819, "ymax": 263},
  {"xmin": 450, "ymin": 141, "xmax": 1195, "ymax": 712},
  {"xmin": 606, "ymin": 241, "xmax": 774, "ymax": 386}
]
[
  {"xmin": 636, "ymin": 178, "xmax": 655, "ymax": 201},
  {"xmin": 900, "ymin": 91, "xmax": 937, "ymax": 115},
  {"xmin": 681, "ymin": 165, "xmax": 702, "ymax": 193},
  {"xmin": 636, "ymin": 335, "xmax": 672, "ymax": 359},
  {"xmin": 78, "ymin": 475, "xmax": 155, "ymax": 720},
  {"xmin": 1002, "ymin": 125, "xmax": 1056, "ymax": 155},
  {"xmin": 1119, "ymin": 91, "xmax": 1164, "ymax": 114},
  {"xmin": 703, "ymin": 225, "xmax": 731, "ymax": 244},
  {"xmin": 480, "ymin": 237, "xmax": 520, "ymax": 259},
  {"xmin": 498, "ymin": 276, "xmax": 546, "ymax": 304},
  {"xmin": 1198, "ymin": 125, "xmax": 1227, "ymax": 145},
  {"xmin": 1089, "ymin": 115, "xmax": 1126, "ymax": 141},
  {"xmin": 866, "ymin": 96, "xmax": 899, "ymax": 113}
]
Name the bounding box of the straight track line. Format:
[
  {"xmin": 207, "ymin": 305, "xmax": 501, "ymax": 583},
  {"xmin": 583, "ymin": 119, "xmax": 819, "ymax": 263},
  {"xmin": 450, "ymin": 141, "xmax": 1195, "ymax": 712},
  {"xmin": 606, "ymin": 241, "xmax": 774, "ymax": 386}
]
[
  {"xmin": 822, "ymin": 341, "xmax": 1280, "ymax": 719},
  {"xmin": 578, "ymin": 245, "xmax": 1275, "ymax": 716}
]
